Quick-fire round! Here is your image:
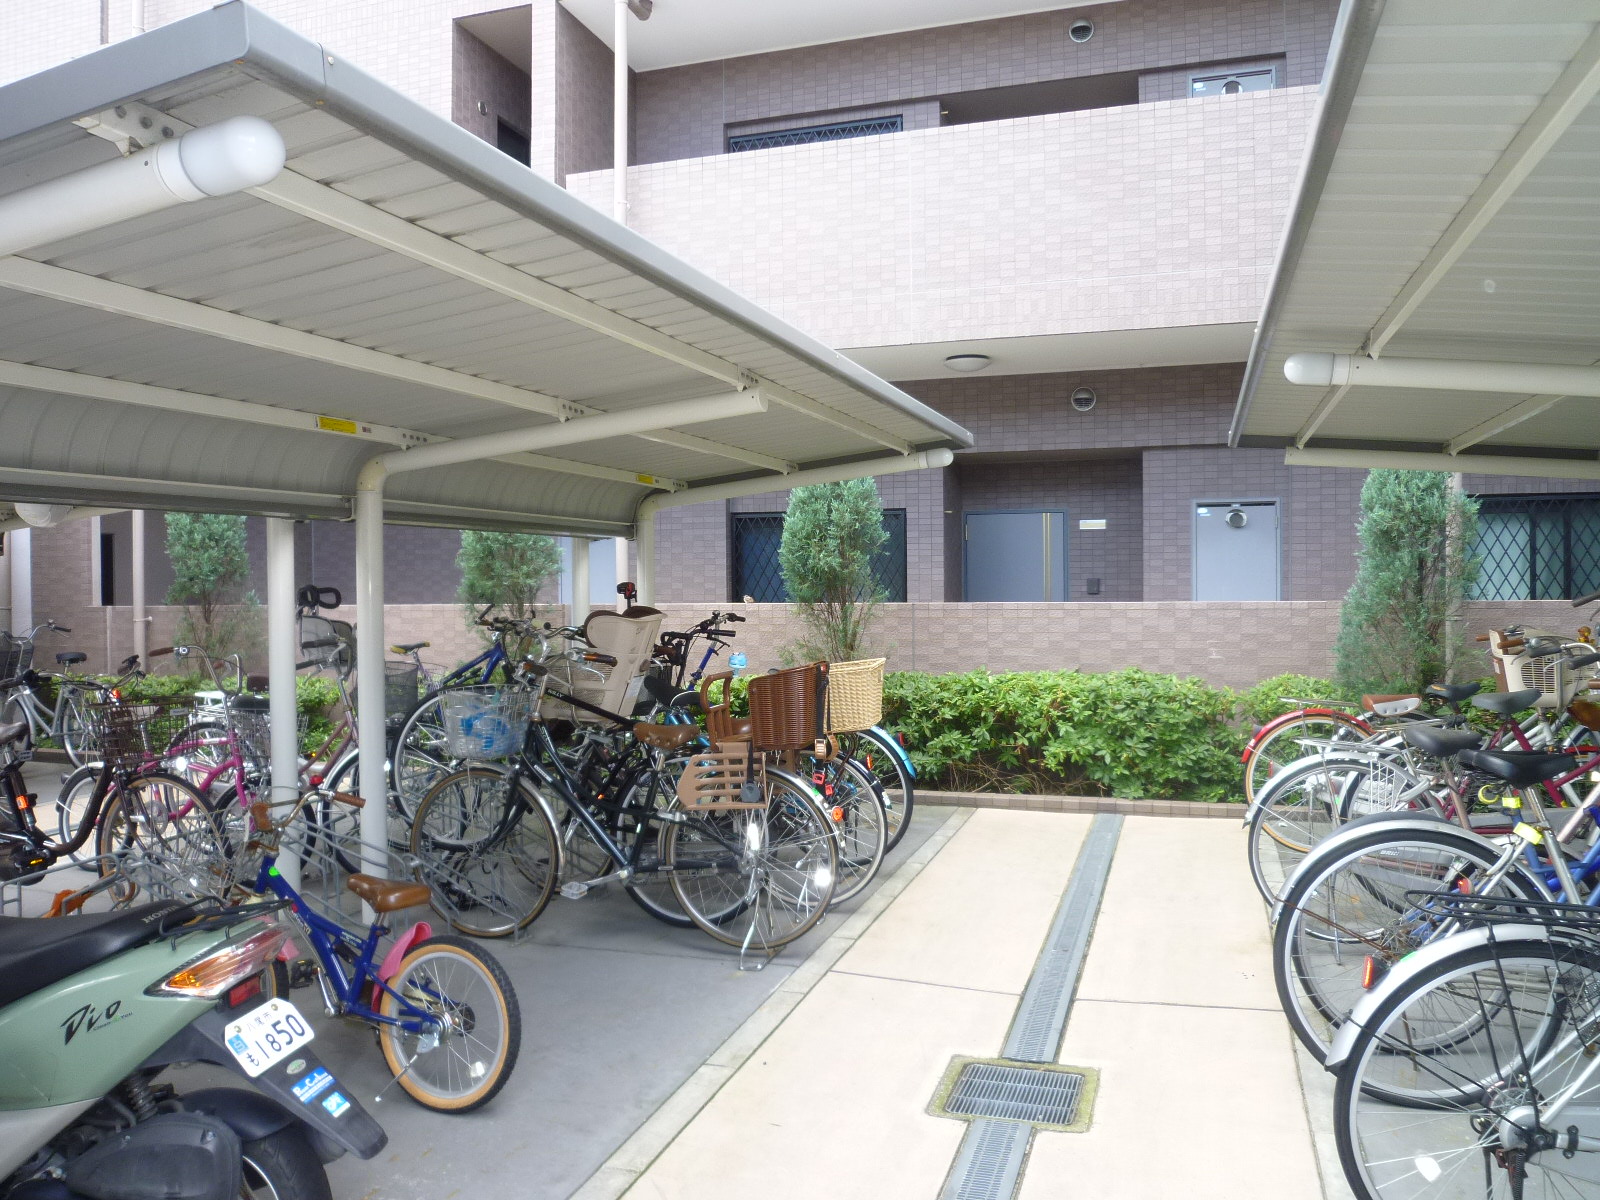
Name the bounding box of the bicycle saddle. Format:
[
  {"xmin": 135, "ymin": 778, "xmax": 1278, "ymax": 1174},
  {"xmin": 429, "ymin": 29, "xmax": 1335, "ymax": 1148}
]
[
  {"xmin": 1423, "ymin": 681, "xmax": 1481, "ymax": 704},
  {"xmin": 633, "ymin": 723, "xmax": 699, "ymax": 752},
  {"xmin": 1471, "ymin": 689, "xmax": 1542, "ymax": 717},
  {"xmin": 389, "ymin": 641, "xmax": 429, "ymax": 654},
  {"xmin": 54, "ymin": 652, "xmax": 86, "ymax": 667},
  {"xmin": 345, "ymin": 874, "xmax": 430, "ymax": 914},
  {"xmin": 1456, "ymin": 748, "xmax": 1575, "ymax": 789},
  {"xmin": 1400, "ymin": 726, "xmax": 1482, "ymax": 759},
  {"xmin": 0, "ymin": 722, "xmax": 26, "ymax": 746},
  {"xmin": 0, "ymin": 900, "xmax": 197, "ymax": 1008}
]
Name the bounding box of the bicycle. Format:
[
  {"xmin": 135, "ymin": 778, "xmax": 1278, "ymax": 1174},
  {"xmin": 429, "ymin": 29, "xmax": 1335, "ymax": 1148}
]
[
  {"xmin": 0, "ymin": 620, "xmax": 104, "ymax": 766},
  {"xmin": 409, "ymin": 661, "xmax": 838, "ymax": 958}
]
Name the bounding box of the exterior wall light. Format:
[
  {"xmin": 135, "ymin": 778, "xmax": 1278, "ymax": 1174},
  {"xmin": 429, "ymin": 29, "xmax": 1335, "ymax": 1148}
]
[{"xmin": 944, "ymin": 354, "xmax": 992, "ymax": 372}]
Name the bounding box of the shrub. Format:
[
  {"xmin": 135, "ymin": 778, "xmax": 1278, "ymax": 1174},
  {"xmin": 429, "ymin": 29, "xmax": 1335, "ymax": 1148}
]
[
  {"xmin": 883, "ymin": 668, "xmax": 1243, "ymax": 802},
  {"xmin": 778, "ymin": 478, "xmax": 887, "ymax": 663},
  {"xmin": 1236, "ymin": 673, "xmax": 1353, "ymax": 728},
  {"xmin": 1335, "ymin": 470, "xmax": 1479, "ymax": 695},
  {"xmin": 115, "ymin": 672, "xmax": 340, "ymax": 754}
]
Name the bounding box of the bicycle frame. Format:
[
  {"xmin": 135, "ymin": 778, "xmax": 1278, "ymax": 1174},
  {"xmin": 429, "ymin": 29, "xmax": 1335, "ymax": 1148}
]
[{"xmin": 253, "ymin": 859, "xmax": 440, "ymax": 1037}]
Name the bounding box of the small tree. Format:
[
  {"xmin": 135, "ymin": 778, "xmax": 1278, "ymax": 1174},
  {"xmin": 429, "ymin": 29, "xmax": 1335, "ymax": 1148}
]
[
  {"xmin": 165, "ymin": 512, "xmax": 260, "ymax": 659},
  {"xmin": 456, "ymin": 530, "xmax": 562, "ymax": 626},
  {"xmin": 778, "ymin": 478, "xmax": 888, "ymax": 663},
  {"xmin": 1334, "ymin": 470, "xmax": 1479, "ymax": 695}
]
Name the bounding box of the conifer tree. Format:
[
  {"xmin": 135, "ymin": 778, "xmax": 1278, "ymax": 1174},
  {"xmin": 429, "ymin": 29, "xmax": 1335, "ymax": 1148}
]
[{"xmin": 778, "ymin": 478, "xmax": 887, "ymax": 662}]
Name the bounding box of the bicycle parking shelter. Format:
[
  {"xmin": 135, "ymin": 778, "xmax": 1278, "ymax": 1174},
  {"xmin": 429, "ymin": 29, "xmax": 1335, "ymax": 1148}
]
[{"xmin": 0, "ymin": 1, "xmax": 972, "ymax": 870}]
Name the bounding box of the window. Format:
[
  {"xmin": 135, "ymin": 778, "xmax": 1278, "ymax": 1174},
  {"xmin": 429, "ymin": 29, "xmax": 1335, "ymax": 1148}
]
[
  {"xmin": 727, "ymin": 117, "xmax": 903, "ymax": 153},
  {"xmin": 1190, "ymin": 67, "xmax": 1277, "ymax": 98},
  {"xmin": 495, "ymin": 118, "xmax": 530, "ymax": 165},
  {"xmin": 731, "ymin": 511, "xmax": 908, "ymax": 602},
  {"xmin": 1471, "ymin": 494, "xmax": 1600, "ymax": 600}
]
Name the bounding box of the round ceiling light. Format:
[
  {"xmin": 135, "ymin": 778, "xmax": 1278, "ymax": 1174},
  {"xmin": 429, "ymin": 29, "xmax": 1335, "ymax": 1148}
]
[{"xmin": 944, "ymin": 354, "xmax": 992, "ymax": 373}]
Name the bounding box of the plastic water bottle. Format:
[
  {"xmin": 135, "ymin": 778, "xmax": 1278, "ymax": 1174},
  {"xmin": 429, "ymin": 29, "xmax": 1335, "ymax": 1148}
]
[{"xmin": 729, "ymin": 651, "xmax": 748, "ymax": 677}]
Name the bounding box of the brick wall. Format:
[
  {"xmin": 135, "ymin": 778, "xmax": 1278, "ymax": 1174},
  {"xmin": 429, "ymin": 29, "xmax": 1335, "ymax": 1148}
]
[
  {"xmin": 452, "ymin": 25, "xmax": 532, "ymax": 153},
  {"xmin": 629, "ymin": 0, "xmax": 1337, "ymax": 165},
  {"xmin": 569, "ymin": 86, "xmax": 1317, "ymax": 350},
  {"xmin": 908, "ymin": 364, "xmax": 1240, "ymax": 454}
]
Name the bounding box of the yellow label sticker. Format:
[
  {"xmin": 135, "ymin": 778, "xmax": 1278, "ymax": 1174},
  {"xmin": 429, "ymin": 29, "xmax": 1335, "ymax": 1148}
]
[
  {"xmin": 316, "ymin": 415, "xmax": 360, "ymax": 435},
  {"xmin": 1514, "ymin": 821, "xmax": 1544, "ymax": 845},
  {"xmin": 635, "ymin": 474, "xmax": 657, "ymax": 485}
]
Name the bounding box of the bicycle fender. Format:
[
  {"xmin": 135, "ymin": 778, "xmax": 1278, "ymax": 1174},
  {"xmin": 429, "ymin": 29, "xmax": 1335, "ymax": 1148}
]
[
  {"xmin": 1323, "ymin": 924, "xmax": 1552, "ymax": 1072},
  {"xmin": 868, "ymin": 725, "xmax": 916, "ymax": 780},
  {"xmin": 378, "ymin": 921, "xmax": 432, "ymax": 983},
  {"xmin": 1242, "ymin": 709, "xmax": 1369, "ymax": 763}
]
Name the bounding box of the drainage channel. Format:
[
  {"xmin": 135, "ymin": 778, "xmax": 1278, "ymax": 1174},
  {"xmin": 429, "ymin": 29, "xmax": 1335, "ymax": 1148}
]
[{"xmin": 936, "ymin": 813, "xmax": 1123, "ymax": 1200}]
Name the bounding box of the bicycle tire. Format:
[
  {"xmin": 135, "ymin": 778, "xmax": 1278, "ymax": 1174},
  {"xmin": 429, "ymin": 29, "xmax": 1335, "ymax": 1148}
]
[
  {"xmin": 53, "ymin": 763, "xmax": 103, "ymax": 866},
  {"xmin": 665, "ymin": 768, "xmax": 837, "ymax": 952},
  {"xmin": 94, "ymin": 771, "xmax": 229, "ymax": 901},
  {"xmin": 806, "ymin": 754, "xmax": 886, "ymax": 906},
  {"xmin": 1244, "ymin": 710, "xmax": 1371, "ymax": 806},
  {"xmin": 856, "ymin": 727, "xmax": 916, "ymax": 852},
  {"xmin": 390, "ymin": 688, "xmax": 476, "ymax": 822},
  {"xmin": 1333, "ymin": 936, "xmax": 1596, "ymax": 1199},
  {"xmin": 1274, "ymin": 822, "xmax": 1544, "ymax": 1066},
  {"xmin": 409, "ymin": 766, "xmax": 558, "ymax": 938},
  {"xmin": 375, "ymin": 934, "xmax": 521, "ymax": 1112},
  {"xmin": 57, "ymin": 685, "xmax": 94, "ymax": 768},
  {"xmin": 1245, "ymin": 755, "xmax": 1365, "ymax": 902}
]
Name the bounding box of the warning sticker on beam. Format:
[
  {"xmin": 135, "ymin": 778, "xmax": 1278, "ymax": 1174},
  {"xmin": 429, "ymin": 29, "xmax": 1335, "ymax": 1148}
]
[{"xmin": 316, "ymin": 415, "xmax": 360, "ymax": 435}]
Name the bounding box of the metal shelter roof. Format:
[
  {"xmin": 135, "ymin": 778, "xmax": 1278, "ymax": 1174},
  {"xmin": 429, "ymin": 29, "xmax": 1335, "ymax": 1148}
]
[
  {"xmin": 0, "ymin": 2, "xmax": 971, "ymax": 538},
  {"xmin": 1231, "ymin": 0, "xmax": 1600, "ymax": 479}
]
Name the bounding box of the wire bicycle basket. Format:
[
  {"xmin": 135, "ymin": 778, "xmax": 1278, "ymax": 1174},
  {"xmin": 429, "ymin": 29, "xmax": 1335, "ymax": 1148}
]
[
  {"xmin": 440, "ymin": 687, "xmax": 536, "ymax": 760},
  {"xmin": 0, "ymin": 634, "xmax": 32, "ymax": 678},
  {"xmin": 83, "ymin": 696, "xmax": 194, "ymax": 772}
]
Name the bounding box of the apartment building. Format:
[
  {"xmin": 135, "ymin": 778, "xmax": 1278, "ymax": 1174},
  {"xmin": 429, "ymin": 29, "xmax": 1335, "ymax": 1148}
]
[{"xmin": 3, "ymin": 0, "xmax": 1594, "ymax": 684}]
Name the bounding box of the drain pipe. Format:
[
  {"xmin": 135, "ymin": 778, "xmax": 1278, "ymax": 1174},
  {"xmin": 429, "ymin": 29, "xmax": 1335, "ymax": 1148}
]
[
  {"xmin": 1285, "ymin": 352, "xmax": 1600, "ymax": 398},
  {"xmin": 632, "ymin": 448, "xmax": 956, "ymax": 605},
  {"xmin": 351, "ymin": 391, "xmax": 765, "ymax": 866},
  {"xmin": 0, "ymin": 116, "xmax": 284, "ymax": 259}
]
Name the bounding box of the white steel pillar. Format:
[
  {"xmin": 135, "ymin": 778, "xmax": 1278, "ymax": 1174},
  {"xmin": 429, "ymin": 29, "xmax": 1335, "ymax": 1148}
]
[
  {"xmin": 570, "ymin": 537, "xmax": 591, "ymax": 624},
  {"xmin": 8, "ymin": 529, "xmax": 32, "ymax": 635},
  {"xmin": 613, "ymin": 537, "xmax": 629, "ymax": 610},
  {"xmin": 131, "ymin": 510, "xmax": 148, "ymax": 665},
  {"xmin": 0, "ymin": 533, "xmax": 10, "ymax": 634},
  {"xmin": 266, "ymin": 517, "xmax": 301, "ymax": 888},
  {"xmin": 353, "ymin": 474, "xmax": 388, "ymax": 875},
  {"xmin": 635, "ymin": 512, "xmax": 655, "ymax": 606}
]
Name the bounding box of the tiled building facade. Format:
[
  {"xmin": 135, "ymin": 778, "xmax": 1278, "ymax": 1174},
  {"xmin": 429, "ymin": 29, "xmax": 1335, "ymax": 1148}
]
[{"xmin": 3, "ymin": 0, "xmax": 1597, "ymax": 682}]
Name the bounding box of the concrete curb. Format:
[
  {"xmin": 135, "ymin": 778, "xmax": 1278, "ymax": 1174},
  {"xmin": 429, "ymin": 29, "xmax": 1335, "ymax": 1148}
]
[
  {"xmin": 569, "ymin": 805, "xmax": 978, "ymax": 1200},
  {"xmin": 920, "ymin": 790, "xmax": 1246, "ymax": 820}
]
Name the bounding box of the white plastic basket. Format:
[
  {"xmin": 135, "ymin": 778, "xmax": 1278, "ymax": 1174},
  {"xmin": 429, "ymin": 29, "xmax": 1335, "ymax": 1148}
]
[{"xmin": 440, "ymin": 688, "xmax": 534, "ymax": 759}]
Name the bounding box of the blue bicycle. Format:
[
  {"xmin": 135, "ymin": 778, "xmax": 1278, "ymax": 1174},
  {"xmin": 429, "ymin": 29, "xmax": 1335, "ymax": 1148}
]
[{"xmin": 253, "ymin": 791, "xmax": 521, "ymax": 1112}]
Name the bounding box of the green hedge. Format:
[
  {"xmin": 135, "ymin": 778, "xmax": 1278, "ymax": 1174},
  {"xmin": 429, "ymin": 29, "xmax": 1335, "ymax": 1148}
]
[{"xmin": 103, "ymin": 674, "xmax": 341, "ymax": 754}]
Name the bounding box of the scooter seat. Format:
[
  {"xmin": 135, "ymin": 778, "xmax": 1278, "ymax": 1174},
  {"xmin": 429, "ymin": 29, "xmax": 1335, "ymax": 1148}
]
[{"xmin": 0, "ymin": 900, "xmax": 196, "ymax": 1009}]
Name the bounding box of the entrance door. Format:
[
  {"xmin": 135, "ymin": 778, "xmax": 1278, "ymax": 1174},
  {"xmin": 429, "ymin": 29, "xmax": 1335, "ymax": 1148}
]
[
  {"xmin": 963, "ymin": 511, "xmax": 1067, "ymax": 601},
  {"xmin": 1193, "ymin": 500, "xmax": 1280, "ymax": 600}
]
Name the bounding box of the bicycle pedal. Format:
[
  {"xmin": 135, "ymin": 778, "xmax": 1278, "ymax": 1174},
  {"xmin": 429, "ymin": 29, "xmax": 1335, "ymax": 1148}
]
[{"xmin": 560, "ymin": 881, "xmax": 591, "ymax": 900}]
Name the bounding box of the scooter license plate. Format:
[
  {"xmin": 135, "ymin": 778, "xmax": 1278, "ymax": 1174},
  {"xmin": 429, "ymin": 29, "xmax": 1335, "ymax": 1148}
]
[{"xmin": 223, "ymin": 998, "xmax": 315, "ymax": 1078}]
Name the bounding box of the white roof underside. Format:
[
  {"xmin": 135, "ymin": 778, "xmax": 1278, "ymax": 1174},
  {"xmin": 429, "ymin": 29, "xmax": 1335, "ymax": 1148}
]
[
  {"xmin": 0, "ymin": 3, "xmax": 970, "ymax": 537},
  {"xmin": 1233, "ymin": 0, "xmax": 1600, "ymax": 466}
]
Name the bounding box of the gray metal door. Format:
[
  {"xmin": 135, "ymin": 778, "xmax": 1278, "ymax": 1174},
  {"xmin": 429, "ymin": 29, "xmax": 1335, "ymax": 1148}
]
[
  {"xmin": 963, "ymin": 511, "xmax": 1067, "ymax": 601},
  {"xmin": 1193, "ymin": 501, "xmax": 1280, "ymax": 600}
]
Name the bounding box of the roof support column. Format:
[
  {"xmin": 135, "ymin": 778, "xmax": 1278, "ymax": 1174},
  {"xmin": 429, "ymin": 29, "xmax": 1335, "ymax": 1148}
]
[
  {"xmin": 351, "ymin": 389, "xmax": 765, "ymax": 862},
  {"xmin": 354, "ymin": 475, "xmax": 388, "ymax": 877},
  {"xmin": 570, "ymin": 538, "xmax": 590, "ymax": 623},
  {"xmin": 8, "ymin": 529, "xmax": 32, "ymax": 635},
  {"xmin": 635, "ymin": 511, "xmax": 655, "ymax": 606},
  {"xmin": 266, "ymin": 516, "xmax": 301, "ymax": 890},
  {"xmin": 131, "ymin": 511, "xmax": 148, "ymax": 668}
]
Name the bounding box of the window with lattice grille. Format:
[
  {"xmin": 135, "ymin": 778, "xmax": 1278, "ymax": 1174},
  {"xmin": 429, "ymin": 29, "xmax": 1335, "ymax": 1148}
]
[
  {"xmin": 727, "ymin": 116, "xmax": 903, "ymax": 153},
  {"xmin": 732, "ymin": 511, "xmax": 907, "ymax": 603},
  {"xmin": 1470, "ymin": 494, "xmax": 1600, "ymax": 600}
]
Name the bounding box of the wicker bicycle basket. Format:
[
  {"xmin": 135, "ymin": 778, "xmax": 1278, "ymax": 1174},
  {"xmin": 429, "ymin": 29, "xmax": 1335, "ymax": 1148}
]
[
  {"xmin": 825, "ymin": 658, "xmax": 884, "ymax": 733},
  {"xmin": 84, "ymin": 696, "xmax": 195, "ymax": 772},
  {"xmin": 746, "ymin": 662, "xmax": 829, "ymax": 752}
]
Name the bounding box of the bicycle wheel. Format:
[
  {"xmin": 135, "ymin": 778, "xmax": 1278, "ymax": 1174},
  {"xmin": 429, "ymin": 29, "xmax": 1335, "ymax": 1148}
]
[
  {"xmin": 391, "ymin": 690, "xmax": 468, "ymax": 822},
  {"xmin": 58, "ymin": 686, "xmax": 95, "ymax": 768},
  {"xmin": 1244, "ymin": 710, "xmax": 1371, "ymax": 805},
  {"xmin": 854, "ymin": 728, "xmax": 916, "ymax": 853},
  {"xmin": 666, "ymin": 768, "xmax": 837, "ymax": 952},
  {"xmin": 1274, "ymin": 823, "xmax": 1544, "ymax": 1065},
  {"xmin": 1334, "ymin": 936, "xmax": 1600, "ymax": 1198},
  {"xmin": 95, "ymin": 771, "xmax": 231, "ymax": 900},
  {"xmin": 54, "ymin": 763, "xmax": 103, "ymax": 866},
  {"xmin": 409, "ymin": 767, "xmax": 558, "ymax": 938},
  {"xmin": 807, "ymin": 754, "xmax": 886, "ymax": 906},
  {"xmin": 375, "ymin": 935, "xmax": 520, "ymax": 1112},
  {"xmin": 1246, "ymin": 755, "xmax": 1364, "ymax": 902}
]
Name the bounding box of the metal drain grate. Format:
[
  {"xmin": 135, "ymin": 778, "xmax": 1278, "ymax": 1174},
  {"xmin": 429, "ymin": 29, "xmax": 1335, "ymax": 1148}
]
[{"xmin": 945, "ymin": 1062, "xmax": 1085, "ymax": 1126}]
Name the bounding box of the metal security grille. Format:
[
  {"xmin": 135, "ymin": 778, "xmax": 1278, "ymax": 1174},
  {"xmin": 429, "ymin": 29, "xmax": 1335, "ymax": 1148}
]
[
  {"xmin": 1471, "ymin": 494, "xmax": 1600, "ymax": 600},
  {"xmin": 731, "ymin": 510, "xmax": 907, "ymax": 602},
  {"xmin": 942, "ymin": 1062, "xmax": 1085, "ymax": 1127},
  {"xmin": 727, "ymin": 116, "xmax": 904, "ymax": 153}
]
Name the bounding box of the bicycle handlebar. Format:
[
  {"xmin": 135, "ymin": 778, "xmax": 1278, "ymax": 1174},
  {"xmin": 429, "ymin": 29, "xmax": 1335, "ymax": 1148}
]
[{"xmin": 1574, "ymin": 588, "xmax": 1600, "ymax": 608}]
